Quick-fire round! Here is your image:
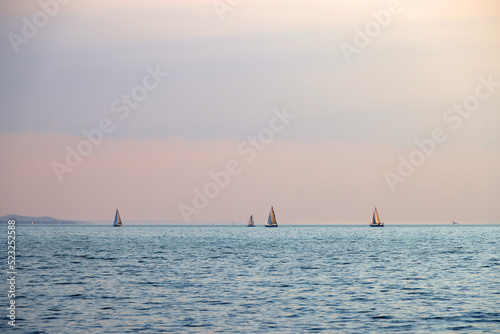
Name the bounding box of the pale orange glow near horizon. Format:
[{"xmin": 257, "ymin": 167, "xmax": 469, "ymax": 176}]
[{"xmin": 0, "ymin": 133, "xmax": 498, "ymax": 224}]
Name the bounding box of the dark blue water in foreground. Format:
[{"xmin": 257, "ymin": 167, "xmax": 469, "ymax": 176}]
[{"xmin": 3, "ymin": 225, "xmax": 500, "ymax": 333}]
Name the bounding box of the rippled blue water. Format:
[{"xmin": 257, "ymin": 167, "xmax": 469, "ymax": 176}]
[{"xmin": 2, "ymin": 225, "xmax": 500, "ymax": 333}]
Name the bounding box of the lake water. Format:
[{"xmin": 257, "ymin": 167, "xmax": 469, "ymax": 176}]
[{"xmin": 3, "ymin": 225, "xmax": 500, "ymax": 333}]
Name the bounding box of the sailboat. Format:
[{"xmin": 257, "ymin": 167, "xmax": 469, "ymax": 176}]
[
  {"xmin": 370, "ymin": 207, "xmax": 384, "ymax": 227},
  {"xmin": 265, "ymin": 206, "xmax": 278, "ymax": 227},
  {"xmin": 113, "ymin": 209, "xmax": 123, "ymax": 227},
  {"xmin": 452, "ymin": 221, "xmax": 458, "ymax": 224},
  {"xmin": 247, "ymin": 215, "xmax": 255, "ymax": 227}
]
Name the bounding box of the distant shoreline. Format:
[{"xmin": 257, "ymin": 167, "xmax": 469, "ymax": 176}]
[
  {"xmin": 0, "ymin": 220, "xmax": 80, "ymax": 225},
  {"xmin": 1, "ymin": 222, "xmax": 498, "ymax": 226},
  {"xmin": 0, "ymin": 215, "xmax": 498, "ymax": 226}
]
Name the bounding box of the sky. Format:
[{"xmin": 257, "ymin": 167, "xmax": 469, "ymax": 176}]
[{"xmin": 0, "ymin": 0, "xmax": 499, "ymax": 224}]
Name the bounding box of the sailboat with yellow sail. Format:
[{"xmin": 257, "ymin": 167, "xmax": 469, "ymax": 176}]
[
  {"xmin": 265, "ymin": 206, "xmax": 278, "ymax": 227},
  {"xmin": 370, "ymin": 207, "xmax": 384, "ymax": 227}
]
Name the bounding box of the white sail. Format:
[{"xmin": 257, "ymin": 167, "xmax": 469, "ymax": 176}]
[
  {"xmin": 370, "ymin": 207, "xmax": 383, "ymax": 227},
  {"xmin": 265, "ymin": 206, "xmax": 278, "ymax": 227},
  {"xmin": 113, "ymin": 209, "xmax": 123, "ymax": 227},
  {"xmin": 247, "ymin": 215, "xmax": 255, "ymax": 226}
]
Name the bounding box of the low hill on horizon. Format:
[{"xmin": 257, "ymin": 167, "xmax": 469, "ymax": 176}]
[{"xmin": 0, "ymin": 214, "xmax": 80, "ymax": 223}]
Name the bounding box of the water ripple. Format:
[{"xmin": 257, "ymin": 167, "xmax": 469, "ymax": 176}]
[{"xmin": 6, "ymin": 224, "xmax": 500, "ymax": 333}]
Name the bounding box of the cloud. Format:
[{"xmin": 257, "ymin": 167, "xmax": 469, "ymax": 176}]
[{"xmin": 1, "ymin": 0, "xmax": 499, "ymax": 144}]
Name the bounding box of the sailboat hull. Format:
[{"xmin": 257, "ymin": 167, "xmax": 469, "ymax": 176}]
[
  {"xmin": 369, "ymin": 224, "xmax": 384, "ymax": 227},
  {"xmin": 265, "ymin": 225, "xmax": 278, "ymax": 228}
]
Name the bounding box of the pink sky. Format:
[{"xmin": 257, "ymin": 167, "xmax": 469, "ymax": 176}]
[{"xmin": 1, "ymin": 133, "xmax": 498, "ymax": 224}]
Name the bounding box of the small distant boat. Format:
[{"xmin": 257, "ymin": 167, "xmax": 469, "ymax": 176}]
[
  {"xmin": 113, "ymin": 209, "xmax": 123, "ymax": 227},
  {"xmin": 247, "ymin": 215, "xmax": 255, "ymax": 227},
  {"xmin": 370, "ymin": 207, "xmax": 384, "ymax": 227},
  {"xmin": 452, "ymin": 221, "xmax": 458, "ymax": 224},
  {"xmin": 265, "ymin": 206, "xmax": 278, "ymax": 227}
]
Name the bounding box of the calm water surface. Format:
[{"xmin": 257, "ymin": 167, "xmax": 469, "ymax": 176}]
[{"xmin": 2, "ymin": 225, "xmax": 500, "ymax": 333}]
